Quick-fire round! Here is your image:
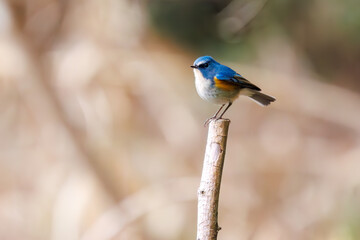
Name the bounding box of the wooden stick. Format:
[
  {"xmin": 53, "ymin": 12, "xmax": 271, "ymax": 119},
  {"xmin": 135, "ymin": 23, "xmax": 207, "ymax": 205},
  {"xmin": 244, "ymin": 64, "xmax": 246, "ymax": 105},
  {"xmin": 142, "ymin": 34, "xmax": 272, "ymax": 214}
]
[{"xmin": 197, "ymin": 119, "xmax": 230, "ymax": 240}]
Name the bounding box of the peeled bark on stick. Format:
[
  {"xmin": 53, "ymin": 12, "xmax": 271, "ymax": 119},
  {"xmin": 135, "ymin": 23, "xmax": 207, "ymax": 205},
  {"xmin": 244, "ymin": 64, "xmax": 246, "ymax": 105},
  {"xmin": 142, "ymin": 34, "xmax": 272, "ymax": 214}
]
[{"xmin": 197, "ymin": 119, "xmax": 230, "ymax": 240}]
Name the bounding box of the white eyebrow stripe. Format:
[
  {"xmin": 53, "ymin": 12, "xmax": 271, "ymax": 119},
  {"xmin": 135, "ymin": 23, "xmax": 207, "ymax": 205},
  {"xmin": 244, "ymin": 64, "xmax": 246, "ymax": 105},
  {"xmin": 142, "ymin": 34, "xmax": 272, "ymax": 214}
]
[{"xmin": 196, "ymin": 61, "xmax": 208, "ymax": 66}]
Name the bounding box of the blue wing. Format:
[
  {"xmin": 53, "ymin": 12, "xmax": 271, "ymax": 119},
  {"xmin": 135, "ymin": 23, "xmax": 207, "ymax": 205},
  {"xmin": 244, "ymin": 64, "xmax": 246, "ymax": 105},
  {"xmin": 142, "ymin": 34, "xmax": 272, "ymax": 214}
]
[{"xmin": 215, "ymin": 71, "xmax": 261, "ymax": 91}]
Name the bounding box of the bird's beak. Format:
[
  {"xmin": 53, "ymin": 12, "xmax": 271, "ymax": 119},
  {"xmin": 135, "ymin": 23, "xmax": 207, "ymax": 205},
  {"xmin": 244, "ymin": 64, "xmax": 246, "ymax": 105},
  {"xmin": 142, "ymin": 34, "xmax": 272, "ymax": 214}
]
[{"xmin": 190, "ymin": 65, "xmax": 197, "ymax": 68}]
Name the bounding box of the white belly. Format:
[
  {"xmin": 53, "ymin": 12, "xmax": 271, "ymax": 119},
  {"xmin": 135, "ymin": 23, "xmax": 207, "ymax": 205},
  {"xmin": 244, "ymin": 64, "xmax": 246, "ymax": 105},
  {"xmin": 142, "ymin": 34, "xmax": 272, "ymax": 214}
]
[{"xmin": 194, "ymin": 69, "xmax": 240, "ymax": 104}]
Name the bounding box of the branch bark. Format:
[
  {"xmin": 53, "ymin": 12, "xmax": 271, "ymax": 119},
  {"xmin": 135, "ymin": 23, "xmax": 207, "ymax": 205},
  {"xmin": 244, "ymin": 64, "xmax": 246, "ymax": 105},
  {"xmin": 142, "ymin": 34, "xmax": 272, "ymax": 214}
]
[{"xmin": 197, "ymin": 119, "xmax": 230, "ymax": 240}]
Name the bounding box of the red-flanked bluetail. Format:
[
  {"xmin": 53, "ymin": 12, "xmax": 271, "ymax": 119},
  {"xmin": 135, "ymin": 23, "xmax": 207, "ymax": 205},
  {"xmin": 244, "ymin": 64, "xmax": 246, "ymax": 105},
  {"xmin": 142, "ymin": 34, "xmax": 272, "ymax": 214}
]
[{"xmin": 191, "ymin": 56, "xmax": 275, "ymax": 125}]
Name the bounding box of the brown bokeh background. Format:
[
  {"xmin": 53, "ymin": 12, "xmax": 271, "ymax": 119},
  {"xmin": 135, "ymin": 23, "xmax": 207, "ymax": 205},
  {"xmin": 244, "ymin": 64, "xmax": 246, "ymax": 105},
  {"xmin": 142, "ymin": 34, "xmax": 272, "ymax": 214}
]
[{"xmin": 1, "ymin": 0, "xmax": 360, "ymax": 239}]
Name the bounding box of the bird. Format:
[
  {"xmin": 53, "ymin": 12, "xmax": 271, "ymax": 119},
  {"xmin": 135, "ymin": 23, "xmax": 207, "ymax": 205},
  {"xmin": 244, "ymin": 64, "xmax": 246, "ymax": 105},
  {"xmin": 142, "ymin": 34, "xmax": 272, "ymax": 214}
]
[{"xmin": 191, "ymin": 56, "xmax": 275, "ymax": 125}]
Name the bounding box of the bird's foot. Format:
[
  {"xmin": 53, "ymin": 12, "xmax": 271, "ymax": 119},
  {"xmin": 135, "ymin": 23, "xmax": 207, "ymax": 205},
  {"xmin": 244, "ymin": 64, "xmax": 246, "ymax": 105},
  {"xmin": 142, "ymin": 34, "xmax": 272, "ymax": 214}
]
[
  {"xmin": 204, "ymin": 117, "xmax": 218, "ymax": 127},
  {"xmin": 204, "ymin": 117, "xmax": 231, "ymax": 127}
]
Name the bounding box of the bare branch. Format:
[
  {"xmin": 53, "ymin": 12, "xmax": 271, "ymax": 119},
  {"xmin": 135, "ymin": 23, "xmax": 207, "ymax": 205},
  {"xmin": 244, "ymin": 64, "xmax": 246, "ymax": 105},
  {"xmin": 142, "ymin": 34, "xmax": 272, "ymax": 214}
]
[{"xmin": 197, "ymin": 119, "xmax": 230, "ymax": 240}]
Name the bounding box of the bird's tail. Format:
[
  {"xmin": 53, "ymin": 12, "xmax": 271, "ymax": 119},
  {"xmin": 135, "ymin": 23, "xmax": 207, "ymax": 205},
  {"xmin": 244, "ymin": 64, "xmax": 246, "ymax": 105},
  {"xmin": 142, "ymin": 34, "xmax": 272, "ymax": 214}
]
[{"xmin": 245, "ymin": 89, "xmax": 276, "ymax": 106}]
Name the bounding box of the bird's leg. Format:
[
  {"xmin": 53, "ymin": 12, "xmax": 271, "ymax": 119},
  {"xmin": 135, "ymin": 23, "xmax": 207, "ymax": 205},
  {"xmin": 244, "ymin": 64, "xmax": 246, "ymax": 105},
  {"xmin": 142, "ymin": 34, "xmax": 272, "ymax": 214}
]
[
  {"xmin": 204, "ymin": 104, "xmax": 225, "ymax": 127},
  {"xmin": 217, "ymin": 102, "xmax": 232, "ymax": 119}
]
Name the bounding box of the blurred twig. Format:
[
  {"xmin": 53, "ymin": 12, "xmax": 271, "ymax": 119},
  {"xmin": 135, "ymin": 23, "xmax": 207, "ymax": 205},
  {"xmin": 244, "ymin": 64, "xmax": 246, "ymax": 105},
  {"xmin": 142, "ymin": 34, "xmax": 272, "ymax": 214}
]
[
  {"xmin": 8, "ymin": 2, "xmax": 121, "ymax": 202},
  {"xmin": 217, "ymin": 0, "xmax": 268, "ymax": 39},
  {"xmin": 80, "ymin": 178, "xmax": 198, "ymax": 240},
  {"xmin": 197, "ymin": 119, "xmax": 230, "ymax": 240}
]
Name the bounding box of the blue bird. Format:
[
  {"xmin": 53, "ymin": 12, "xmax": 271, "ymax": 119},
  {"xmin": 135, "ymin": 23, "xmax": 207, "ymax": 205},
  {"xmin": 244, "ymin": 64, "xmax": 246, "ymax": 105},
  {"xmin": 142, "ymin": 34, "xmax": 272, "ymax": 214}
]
[{"xmin": 191, "ymin": 56, "xmax": 275, "ymax": 125}]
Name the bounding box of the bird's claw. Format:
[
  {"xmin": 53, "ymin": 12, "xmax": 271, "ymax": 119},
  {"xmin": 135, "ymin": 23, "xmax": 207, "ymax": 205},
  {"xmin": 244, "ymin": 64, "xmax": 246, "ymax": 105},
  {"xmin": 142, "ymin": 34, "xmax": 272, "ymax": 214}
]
[{"xmin": 204, "ymin": 117, "xmax": 217, "ymax": 127}]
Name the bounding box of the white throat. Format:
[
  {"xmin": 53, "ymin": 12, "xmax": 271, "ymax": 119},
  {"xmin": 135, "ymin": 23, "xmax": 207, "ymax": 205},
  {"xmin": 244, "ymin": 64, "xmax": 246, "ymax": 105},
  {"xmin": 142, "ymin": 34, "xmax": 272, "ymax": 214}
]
[{"xmin": 194, "ymin": 69, "xmax": 212, "ymax": 100}]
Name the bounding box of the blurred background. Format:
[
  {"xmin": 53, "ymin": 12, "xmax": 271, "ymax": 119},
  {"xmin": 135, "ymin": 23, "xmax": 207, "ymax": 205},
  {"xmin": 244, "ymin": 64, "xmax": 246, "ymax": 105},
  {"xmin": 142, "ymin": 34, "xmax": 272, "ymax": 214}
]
[{"xmin": 1, "ymin": 0, "xmax": 360, "ymax": 239}]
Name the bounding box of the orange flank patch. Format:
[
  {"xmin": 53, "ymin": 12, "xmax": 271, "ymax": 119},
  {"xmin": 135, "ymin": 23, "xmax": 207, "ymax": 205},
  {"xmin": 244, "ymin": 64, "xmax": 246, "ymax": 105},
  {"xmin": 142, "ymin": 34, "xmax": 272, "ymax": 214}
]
[{"xmin": 214, "ymin": 77, "xmax": 238, "ymax": 91}]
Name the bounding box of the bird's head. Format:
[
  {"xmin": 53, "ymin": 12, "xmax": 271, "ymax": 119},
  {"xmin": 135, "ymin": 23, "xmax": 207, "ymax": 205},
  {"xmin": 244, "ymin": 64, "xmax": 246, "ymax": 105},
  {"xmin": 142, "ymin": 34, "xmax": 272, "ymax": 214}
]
[{"xmin": 191, "ymin": 56, "xmax": 219, "ymax": 79}]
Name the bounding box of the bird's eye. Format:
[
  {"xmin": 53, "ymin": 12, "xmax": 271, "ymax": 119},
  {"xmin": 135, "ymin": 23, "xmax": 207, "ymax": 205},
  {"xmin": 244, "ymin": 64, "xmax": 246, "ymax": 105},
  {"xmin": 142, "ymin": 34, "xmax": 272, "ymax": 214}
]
[{"xmin": 199, "ymin": 63, "xmax": 209, "ymax": 68}]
